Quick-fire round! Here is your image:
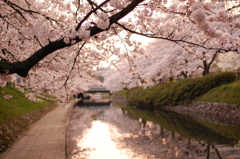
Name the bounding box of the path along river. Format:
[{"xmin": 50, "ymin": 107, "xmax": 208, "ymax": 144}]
[{"xmin": 66, "ymin": 102, "xmax": 240, "ymax": 159}]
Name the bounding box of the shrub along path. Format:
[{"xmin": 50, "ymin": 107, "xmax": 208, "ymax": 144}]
[
  {"xmin": 0, "ymin": 99, "xmax": 78, "ymax": 159},
  {"xmin": 127, "ymin": 72, "xmax": 236, "ymax": 108}
]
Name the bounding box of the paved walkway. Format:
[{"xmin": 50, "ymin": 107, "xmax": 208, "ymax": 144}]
[{"xmin": 0, "ymin": 100, "xmax": 78, "ymax": 159}]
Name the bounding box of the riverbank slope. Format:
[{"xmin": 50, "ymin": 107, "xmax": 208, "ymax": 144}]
[
  {"xmin": 0, "ymin": 85, "xmax": 56, "ymax": 153},
  {"xmin": 112, "ymin": 72, "xmax": 240, "ymax": 126}
]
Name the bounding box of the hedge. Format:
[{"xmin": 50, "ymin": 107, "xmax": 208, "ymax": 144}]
[{"xmin": 127, "ymin": 72, "xmax": 236, "ymax": 108}]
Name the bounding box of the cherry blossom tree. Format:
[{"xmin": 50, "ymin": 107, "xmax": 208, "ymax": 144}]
[
  {"xmin": 104, "ymin": 37, "xmax": 238, "ymax": 91},
  {"xmin": 104, "ymin": 1, "xmax": 240, "ymax": 91},
  {"xmin": 0, "ymin": 0, "xmax": 146, "ymax": 98},
  {"xmin": 0, "ymin": 0, "xmax": 239, "ymax": 95},
  {"xmin": 216, "ymin": 51, "xmax": 240, "ymax": 72}
]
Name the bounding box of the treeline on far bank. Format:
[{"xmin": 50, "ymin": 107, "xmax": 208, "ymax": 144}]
[{"xmin": 117, "ymin": 72, "xmax": 238, "ymax": 109}]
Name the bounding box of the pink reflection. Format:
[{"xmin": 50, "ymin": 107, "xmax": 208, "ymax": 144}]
[{"xmin": 77, "ymin": 120, "xmax": 130, "ymax": 159}]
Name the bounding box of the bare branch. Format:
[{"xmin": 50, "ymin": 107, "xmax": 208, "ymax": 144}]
[
  {"xmin": 61, "ymin": 42, "xmax": 86, "ymax": 89},
  {"xmin": 75, "ymin": 0, "xmax": 81, "ymax": 23},
  {"xmin": 1, "ymin": 49, "xmax": 18, "ymax": 61},
  {"xmin": 112, "ymin": 27, "xmax": 132, "ymax": 68},
  {"xmin": 115, "ymin": 22, "xmax": 237, "ymax": 52},
  {"xmin": 3, "ymin": 0, "xmax": 60, "ymax": 24},
  {"xmin": 34, "ymin": 35, "xmax": 43, "ymax": 48},
  {"xmin": 227, "ymin": 4, "xmax": 240, "ymax": 12}
]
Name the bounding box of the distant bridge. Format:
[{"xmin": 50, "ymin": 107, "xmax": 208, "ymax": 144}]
[
  {"xmin": 86, "ymin": 86, "xmax": 110, "ymax": 93},
  {"xmin": 75, "ymin": 86, "xmax": 111, "ymax": 106}
]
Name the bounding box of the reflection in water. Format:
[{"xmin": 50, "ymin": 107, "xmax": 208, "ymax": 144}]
[
  {"xmin": 77, "ymin": 120, "xmax": 141, "ymax": 159},
  {"xmin": 67, "ymin": 103, "xmax": 240, "ymax": 159}
]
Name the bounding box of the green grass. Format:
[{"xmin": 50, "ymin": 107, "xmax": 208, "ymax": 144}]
[
  {"xmin": 127, "ymin": 72, "xmax": 236, "ymax": 107},
  {"xmin": 196, "ymin": 80, "xmax": 240, "ymax": 105},
  {"xmin": 0, "ymin": 85, "xmax": 54, "ymax": 125},
  {"xmin": 116, "ymin": 89, "xmax": 128, "ymax": 97}
]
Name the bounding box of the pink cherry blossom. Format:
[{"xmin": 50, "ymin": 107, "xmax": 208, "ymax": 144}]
[{"xmin": 0, "ymin": 0, "xmax": 239, "ymax": 98}]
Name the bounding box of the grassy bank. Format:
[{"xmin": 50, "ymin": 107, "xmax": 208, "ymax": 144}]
[
  {"xmin": 121, "ymin": 72, "xmax": 237, "ymax": 108},
  {"xmin": 196, "ymin": 80, "xmax": 240, "ymax": 105},
  {"xmin": 0, "ymin": 84, "xmax": 57, "ymax": 153},
  {"xmin": 0, "ymin": 85, "xmax": 55, "ymax": 125}
]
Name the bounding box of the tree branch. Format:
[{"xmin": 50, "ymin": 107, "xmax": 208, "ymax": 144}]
[
  {"xmin": 75, "ymin": 0, "xmax": 110, "ymax": 31},
  {"xmin": 0, "ymin": 39, "xmax": 71, "ymax": 77},
  {"xmin": 112, "ymin": 28, "xmax": 132, "ymax": 68},
  {"xmin": 209, "ymin": 51, "xmax": 218, "ymax": 66},
  {"xmin": 115, "ymin": 22, "xmax": 238, "ymax": 52},
  {"xmin": 61, "ymin": 42, "xmax": 86, "ymax": 89},
  {"xmin": 0, "ymin": 0, "xmax": 144, "ymax": 77},
  {"xmin": 3, "ymin": 0, "xmax": 60, "ymax": 24}
]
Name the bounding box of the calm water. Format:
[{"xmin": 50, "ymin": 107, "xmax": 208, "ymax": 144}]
[{"xmin": 66, "ymin": 102, "xmax": 240, "ymax": 159}]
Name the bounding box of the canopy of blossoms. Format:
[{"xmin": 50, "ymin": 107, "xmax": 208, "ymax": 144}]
[{"xmin": 0, "ymin": 0, "xmax": 239, "ymax": 99}]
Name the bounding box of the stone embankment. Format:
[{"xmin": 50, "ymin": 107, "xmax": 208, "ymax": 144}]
[
  {"xmin": 163, "ymin": 101, "xmax": 240, "ymax": 127},
  {"xmin": 112, "ymin": 95, "xmax": 240, "ymax": 127}
]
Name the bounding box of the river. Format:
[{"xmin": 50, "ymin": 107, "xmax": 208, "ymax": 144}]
[{"xmin": 66, "ymin": 102, "xmax": 240, "ymax": 159}]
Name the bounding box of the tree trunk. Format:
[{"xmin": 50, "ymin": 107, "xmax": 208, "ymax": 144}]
[{"xmin": 202, "ymin": 60, "xmax": 210, "ymax": 76}]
